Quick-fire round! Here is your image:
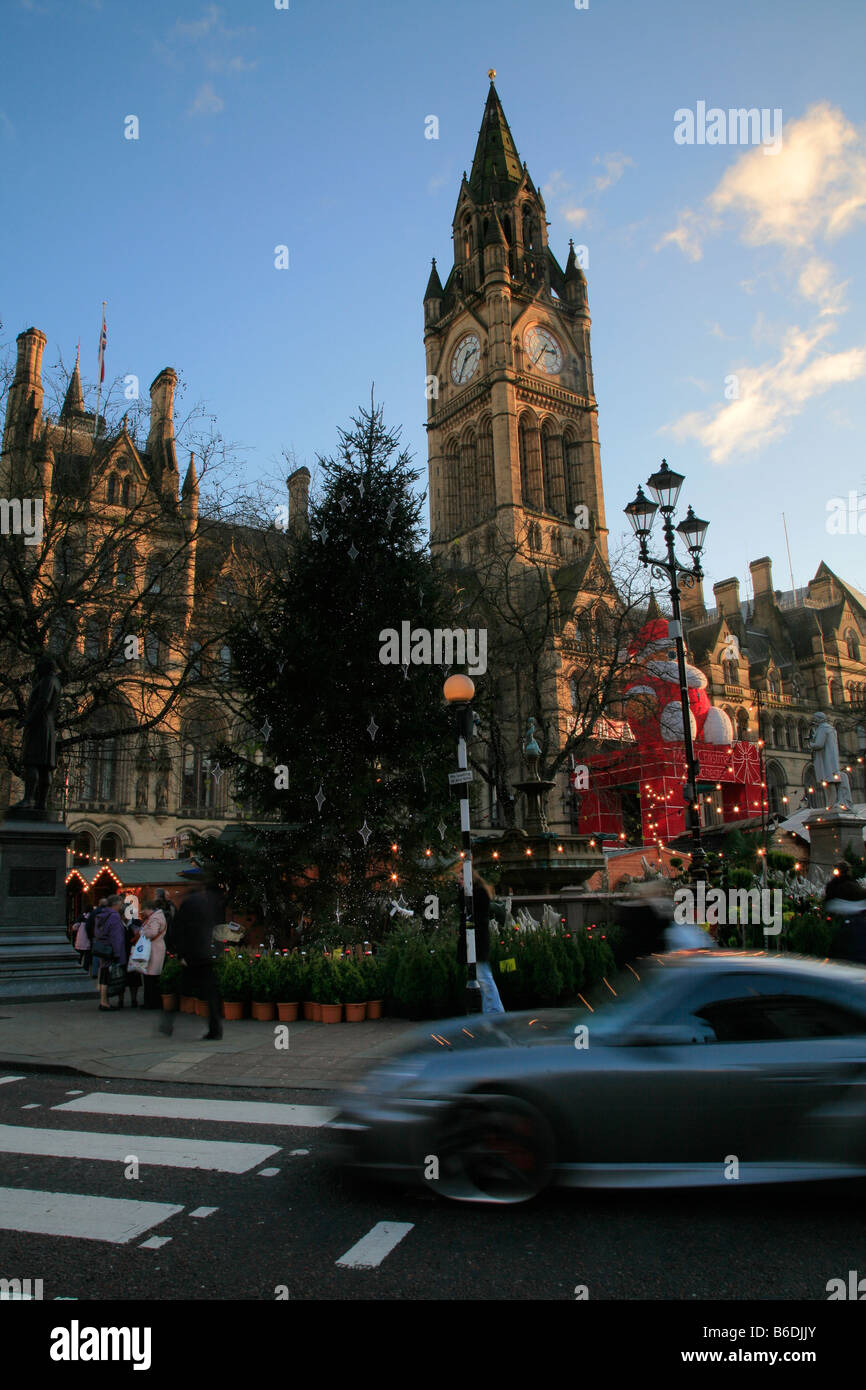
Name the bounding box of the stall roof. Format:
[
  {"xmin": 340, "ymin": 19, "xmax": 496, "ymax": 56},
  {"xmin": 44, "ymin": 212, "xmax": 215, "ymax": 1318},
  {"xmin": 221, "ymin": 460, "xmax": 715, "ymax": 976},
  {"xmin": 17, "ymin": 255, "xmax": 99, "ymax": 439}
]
[{"xmin": 65, "ymin": 860, "xmax": 195, "ymax": 890}]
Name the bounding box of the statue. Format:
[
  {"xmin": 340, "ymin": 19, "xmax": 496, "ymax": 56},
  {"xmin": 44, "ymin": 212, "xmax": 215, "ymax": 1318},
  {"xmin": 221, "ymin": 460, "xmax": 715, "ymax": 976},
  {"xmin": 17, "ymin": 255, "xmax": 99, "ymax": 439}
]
[
  {"xmin": 135, "ymin": 772, "xmax": 149, "ymax": 810},
  {"xmin": 525, "ymin": 717, "xmax": 540, "ymax": 757},
  {"xmin": 809, "ymin": 712, "xmax": 853, "ymax": 810},
  {"xmin": 16, "ymin": 656, "xmax": 61, "ymax": 812}
]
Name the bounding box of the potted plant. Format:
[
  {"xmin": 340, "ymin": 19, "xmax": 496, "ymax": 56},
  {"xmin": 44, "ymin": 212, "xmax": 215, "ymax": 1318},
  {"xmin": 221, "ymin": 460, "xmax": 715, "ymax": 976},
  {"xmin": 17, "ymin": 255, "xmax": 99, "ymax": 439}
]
[
  {"xmin": 316, "ymin": 957, "xmax": 342, "ymax": 1023},
  {"xmin": 363, "ymin": 955, "xmax": 383, "ymax": 1019},
  {"xmin": 275, "ymin": 953, "xmax": 303, "ymax": 1022},
  {"xmin": 250, "ymin": 955, "xmax": 277, "ymax": 1021},
  {"xmin": 304, "ymin": 957, "xmax": 323, "ymax": 1021},
  {"xmin": 219, "ymin": 953, "xmax": 250, "ymax": 1021},
  {"xmin": 340, "ymin": 959, "xmax": 367, "ymax": 1022},
  {"xmin": 160, "ymin": 956, "xmax": 182, "ymax": 1011}
]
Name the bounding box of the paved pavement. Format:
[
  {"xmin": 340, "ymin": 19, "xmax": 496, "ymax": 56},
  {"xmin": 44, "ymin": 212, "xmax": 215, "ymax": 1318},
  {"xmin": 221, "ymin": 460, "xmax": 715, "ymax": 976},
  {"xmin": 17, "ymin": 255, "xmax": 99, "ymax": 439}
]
[{"xmin": 0, "ymin": 998, "xmax": 417, "ymax": 1090}]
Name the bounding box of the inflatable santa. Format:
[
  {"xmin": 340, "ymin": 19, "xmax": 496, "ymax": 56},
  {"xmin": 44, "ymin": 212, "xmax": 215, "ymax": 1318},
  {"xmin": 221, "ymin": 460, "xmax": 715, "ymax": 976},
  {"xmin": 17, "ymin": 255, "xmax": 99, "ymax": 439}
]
[{"xmin": 621, "ymin": 614, "xmax": 734, "ymax": 746}]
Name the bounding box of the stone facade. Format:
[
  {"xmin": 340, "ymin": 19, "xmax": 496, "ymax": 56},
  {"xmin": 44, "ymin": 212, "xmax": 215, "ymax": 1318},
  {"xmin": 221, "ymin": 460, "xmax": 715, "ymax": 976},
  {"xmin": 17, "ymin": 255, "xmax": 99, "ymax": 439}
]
[
  {"xmin": 0, "ymin": 327, "xmax": 287, "ymax": 862},
  {"xmin": 682, "ymin": 557, "xmax": 866, "ymax": 825}
]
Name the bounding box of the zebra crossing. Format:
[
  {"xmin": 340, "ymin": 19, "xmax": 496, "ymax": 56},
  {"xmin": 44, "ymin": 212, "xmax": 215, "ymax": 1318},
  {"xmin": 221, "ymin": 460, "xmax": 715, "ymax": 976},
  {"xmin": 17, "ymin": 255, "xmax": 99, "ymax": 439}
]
[{"xmin": 0, "ymin": 1082, "xmax": 337, "ymax": 1247}]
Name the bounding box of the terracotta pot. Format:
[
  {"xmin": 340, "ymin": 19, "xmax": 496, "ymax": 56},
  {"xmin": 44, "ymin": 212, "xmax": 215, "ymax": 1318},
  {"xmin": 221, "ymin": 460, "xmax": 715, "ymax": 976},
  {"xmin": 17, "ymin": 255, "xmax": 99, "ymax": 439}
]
[
  {"xmin": 195, "ymin": 998, "xmax": 208, "ymax": 1018},
  {"xmin": 161, "ymin": 994, "xmax": 177, "ymax": 1012},
  {"xmin": 365, "ymin": 999, "xmax": 383, "ymax": 1019},
  {"xmin": 180, "ymin": 996, "xmax": 195, "ymax": 1014},
  {"xmin": 276, "ymin": 1002, "xmax": 299, "ymax": 1022},
  {"xmin": 345, "ymin": 1002, "xmax": 366, "ymax": 1022},
  {"xmin": 251, "ymin": 1000, "xmax": 275, "ymax": 1021},
  {"xmin": 222, "ymin": 1000, "xmax": 244, "ymax": 1021},
  {"xmin": 302, "ymin": 1000, "xmax": 315, "ymax": 1020},
  {"xmin": 320, "ymin": 1003, "xmax": 343, "ymax": 1024},
  {"xmin": 311, "ymin": 1001, "xmax": 322, "ymax": 1021}
]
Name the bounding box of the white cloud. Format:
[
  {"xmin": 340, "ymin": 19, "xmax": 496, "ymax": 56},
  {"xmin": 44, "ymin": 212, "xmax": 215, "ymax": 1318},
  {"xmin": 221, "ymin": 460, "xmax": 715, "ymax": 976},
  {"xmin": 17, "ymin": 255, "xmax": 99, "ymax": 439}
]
[
  {"xmin": 593, "ymin": 152, "xmax": 633, "ymax": 192},
  {"xmin": 189, "ymin": 82, "xmax": 224, "ymax": 117},
  {"xmin": 665, "ymin": 322, "xmax": 866, "ymax": 463},
  {"xmin": 563, "ymin": 207, "xmax": 588, "ymax": 226}
]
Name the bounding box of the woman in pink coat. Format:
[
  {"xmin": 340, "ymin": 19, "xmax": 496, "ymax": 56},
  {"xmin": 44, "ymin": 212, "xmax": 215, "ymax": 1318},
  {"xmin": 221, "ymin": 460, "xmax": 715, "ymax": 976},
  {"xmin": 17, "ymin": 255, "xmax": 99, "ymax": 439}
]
[{"xmin": 140, "ymin": 902, "xmax": 168, "ymax": 1010}]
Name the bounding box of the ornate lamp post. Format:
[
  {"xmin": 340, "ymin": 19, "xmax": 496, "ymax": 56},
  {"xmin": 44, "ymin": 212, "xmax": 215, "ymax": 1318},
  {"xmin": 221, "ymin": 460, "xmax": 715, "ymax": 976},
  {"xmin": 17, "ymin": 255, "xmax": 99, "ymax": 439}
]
[
  {"xmin": 443, "ymin": 674, "xmax": 482, "ymax": 1013},
  {"xmin": 624, "ymin": 460, "xmax": 709, "ymax": 881}
]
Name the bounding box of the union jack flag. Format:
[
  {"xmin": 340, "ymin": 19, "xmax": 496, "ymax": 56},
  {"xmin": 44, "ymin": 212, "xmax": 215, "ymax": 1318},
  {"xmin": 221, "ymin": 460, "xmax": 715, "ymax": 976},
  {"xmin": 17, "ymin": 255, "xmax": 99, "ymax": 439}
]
[{"xmin": 98, "ymin": 307, "xmax": 107, "ymax": 384}]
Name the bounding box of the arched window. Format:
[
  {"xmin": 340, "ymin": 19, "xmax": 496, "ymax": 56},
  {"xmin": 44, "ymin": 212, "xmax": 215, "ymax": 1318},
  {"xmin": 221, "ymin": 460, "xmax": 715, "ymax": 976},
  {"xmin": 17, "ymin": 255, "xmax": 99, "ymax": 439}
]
[
  {"xmin": 798, "ymin": 721, "xmax": 810, "ymax": 751},
  {"xmin": 736, "ymin": 706, "xmax": 750, "ymax": 741},
  {"xmin": 569, "ymin": 673, "xmax": 580, "ymax": 711},
  {"xmin": 83, "ymin": 619, "xmax": 102, "ymax": 662},
  {"xmin": 121, "ymin": 477, "xmax": 133, "ymax": 507},
  {"xmin": 189, "ymin": 640, "xmax": 203, "ymax": 682},
  {"xmin": 78, "ymin": 708, "xmax": 130, "ymax": 807},
  {"xmin": 803, "ymin": 763, "xmax": 820, "ymax": 810},
  {"xmin": 72, "ymin": 831, "xmax": 95, "ymax": 865},
  {"xmin": 145, "ymin": 632, "xmax": 160, "ymax": 668},
  {"xmin": 218, "ymin": 645, "xmax": 231, "ymax": 681},
  {"xmin": 115, "ymin": 545, "xmax": 133, "ymax": 590},
  {"xmin": 845, "ymin": 629, "xmax": 860, "ymax": 662},
  {"xmin": 540, "ymin": 422, "xmax": 566, "ymax": 515},
  {"xmin": 723, "ymin": 659, "xmax": 739, "ymax": 686},
  {"xmin": 831, "ymin": 679, "xmax": 844, "ymax": 706},
  {"xmin": 766, "ymin": 762, "xmax": 787, "ymax": 817},
  {"xmin": 445, "ymin": 437, "xmax": 461, "ymax": 535},
  {"xmin": 477, "ymin": 420, "xmax": 495, "ymax": 517},
  {"xmin": 461, "ymin": 428, "xmax": 478, "ymax": 526},
  {"xmin": 146, "ymin": 555, "xmax": 163, "ymax": 596},
  {"xmin": 773, "ymin": 716, "xmax": 786, "ymax": 748},
  {"xmin": 106, "ymin": 473, "xmax": 118, "ymax": 504},
  {"xmin": 181, "ymin": 713, "xmax": 226, "ymax": 815},
  {"xmin": 99, "ymin": 832, "xmax": 122, "ymax": 862}
]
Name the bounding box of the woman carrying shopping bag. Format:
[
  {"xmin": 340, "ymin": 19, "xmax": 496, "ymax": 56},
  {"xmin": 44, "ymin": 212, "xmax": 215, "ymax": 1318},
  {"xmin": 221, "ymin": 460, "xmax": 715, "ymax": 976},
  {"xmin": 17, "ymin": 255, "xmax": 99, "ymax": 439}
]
[{"xmin": 134, "ymin": 901, "xmax": 168, "ymax": 1010}]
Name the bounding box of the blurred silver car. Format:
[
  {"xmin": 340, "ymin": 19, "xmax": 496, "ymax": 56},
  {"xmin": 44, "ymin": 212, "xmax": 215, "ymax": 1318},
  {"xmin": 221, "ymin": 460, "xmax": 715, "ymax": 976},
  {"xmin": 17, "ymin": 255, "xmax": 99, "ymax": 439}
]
[{"xmin": 327, "ymin": 951, "xmax": 866, "ymax": 1203}]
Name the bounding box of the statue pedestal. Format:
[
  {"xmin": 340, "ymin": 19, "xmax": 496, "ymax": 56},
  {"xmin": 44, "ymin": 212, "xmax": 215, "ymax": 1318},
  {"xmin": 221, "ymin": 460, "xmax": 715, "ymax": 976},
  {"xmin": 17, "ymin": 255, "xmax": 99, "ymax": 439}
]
[
  {"xmin": 805, "ymin": 808, "xmax": 866, "ymax": 875},
  {"xmin": 0, "ymin": 816, "xmax": 90, "ymax": 1001}
]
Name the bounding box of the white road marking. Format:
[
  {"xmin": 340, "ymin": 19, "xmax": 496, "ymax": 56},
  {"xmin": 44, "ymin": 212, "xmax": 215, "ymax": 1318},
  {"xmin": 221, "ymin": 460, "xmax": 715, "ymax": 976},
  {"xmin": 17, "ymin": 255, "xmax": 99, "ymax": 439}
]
[
  {"xmin": 336, "ymin": 1222, "xmax": 414, "ymax": 1269},
  {"xmin": 257, "ymin": 1167, "xmax": 280, "ymax": 1177},
  {"xmin": 289, "ymin": 1149, "xmax": 309, "ymax": 1156},
  {"xmin": 21, "ymin": 1104, "xmax": 40, "ymax": 1110},
  {"xmin": 0, "ymin": 1187, "xmax": 183, "ymax": 1244},
  {"xmin": 54, "ymin": 1093, "xmax": 335, "ymax": 1128},
  {"xmin": 189, "ymin": 1207, "xmax": 218, "ymax": 1218},
  {"xmin": 139, "ymin": 1236, "xmax": 172, "ymax": 1249},
  {"xmin": 65, "ymin": 1089, "xmax": 84, "ymax": 1096},
  {"xmin": 0, "ymin": 1124, "xmax": 279, "ymax": 1174},
  {"xmin": 0, "ymin": 1077, "xmax": 24, "ymax": 1087}
]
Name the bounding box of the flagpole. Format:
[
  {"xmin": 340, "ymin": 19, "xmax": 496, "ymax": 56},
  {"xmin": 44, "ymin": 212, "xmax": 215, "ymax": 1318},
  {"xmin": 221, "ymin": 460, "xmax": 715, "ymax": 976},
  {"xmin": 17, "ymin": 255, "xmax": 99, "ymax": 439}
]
[{"xmin": 94, "ymin": 301, "xmax": 106, "ymax": 440}]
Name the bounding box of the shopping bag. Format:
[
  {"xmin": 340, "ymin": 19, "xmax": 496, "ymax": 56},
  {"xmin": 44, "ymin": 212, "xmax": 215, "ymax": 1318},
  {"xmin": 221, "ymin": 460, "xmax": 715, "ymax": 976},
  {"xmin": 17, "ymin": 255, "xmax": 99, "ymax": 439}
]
[{"xmin": 128, "ymin": 933, "xmax": 151, "ymax": 975}]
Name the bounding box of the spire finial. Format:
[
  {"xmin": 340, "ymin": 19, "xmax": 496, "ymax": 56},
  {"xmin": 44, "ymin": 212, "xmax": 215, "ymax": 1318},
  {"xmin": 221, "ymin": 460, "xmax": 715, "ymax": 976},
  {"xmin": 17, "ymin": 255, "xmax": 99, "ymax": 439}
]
[
  {"xmin": 75, "ymin": 338, "xmax": 80, "ymax": 369},
  {"xmin": 488, "ymin": 68, "xmax": 496, "ymax": 81}
]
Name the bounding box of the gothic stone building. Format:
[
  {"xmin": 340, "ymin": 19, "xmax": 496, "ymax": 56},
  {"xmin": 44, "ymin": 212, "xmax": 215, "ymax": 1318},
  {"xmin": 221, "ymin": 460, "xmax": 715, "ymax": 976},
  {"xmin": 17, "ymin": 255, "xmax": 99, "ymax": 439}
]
[{"xmin": 0, "ymin": 326, "xmax": 303, "ymax": 862}]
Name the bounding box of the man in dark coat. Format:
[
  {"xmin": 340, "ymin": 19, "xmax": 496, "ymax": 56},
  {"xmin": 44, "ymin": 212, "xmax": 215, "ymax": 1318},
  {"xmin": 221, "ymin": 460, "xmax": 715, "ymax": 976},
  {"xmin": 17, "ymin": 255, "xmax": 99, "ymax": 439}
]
[
  {"xmin": 92, "ymin": 894, "xmax": 127, "ymax": 1010},
  {"xmin": 455, "ymin": 863, "xmax": 504, "ymax": 1013},
  {"xmin": 159, "ymin": 869, "xmax": 225, "ymax": 1039}
]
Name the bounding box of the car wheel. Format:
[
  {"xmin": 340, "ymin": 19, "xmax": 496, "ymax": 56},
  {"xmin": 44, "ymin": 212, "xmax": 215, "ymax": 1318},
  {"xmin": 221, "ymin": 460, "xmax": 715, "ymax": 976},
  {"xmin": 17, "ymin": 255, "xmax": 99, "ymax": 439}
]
[{"xmin": 427, "ymin": 1093, "xmax": 554, "ymax": 1204}]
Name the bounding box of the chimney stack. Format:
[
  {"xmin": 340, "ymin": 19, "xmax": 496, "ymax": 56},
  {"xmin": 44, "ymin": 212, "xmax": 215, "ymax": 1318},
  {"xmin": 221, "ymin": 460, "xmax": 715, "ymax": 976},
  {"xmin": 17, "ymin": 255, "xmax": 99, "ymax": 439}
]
[
  {"xmin": 146, "ymin": 368, "xmax": 179, "ymax": 495},
  {"xmin": 287, "ymin": 466, "xmax": 310, "ymax": 538},
  {"xmin": 713, "ymin": 577, "xmax": 741, "ymax": 620},
  {"xmin": 749, "ymin": 556, "xmax": 774, "ymax": 598},
  {"xmin": 679, "ymin": 574, "xmax": 706, "ymax": 621}
]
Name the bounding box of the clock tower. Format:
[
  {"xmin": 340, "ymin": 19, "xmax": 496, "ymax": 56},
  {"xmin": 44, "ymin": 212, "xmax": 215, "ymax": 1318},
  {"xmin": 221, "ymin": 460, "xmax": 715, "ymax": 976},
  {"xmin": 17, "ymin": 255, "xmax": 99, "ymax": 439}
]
[{"xmin": 424, "ymin": 76, "xmax": 608, "ymax": 570}]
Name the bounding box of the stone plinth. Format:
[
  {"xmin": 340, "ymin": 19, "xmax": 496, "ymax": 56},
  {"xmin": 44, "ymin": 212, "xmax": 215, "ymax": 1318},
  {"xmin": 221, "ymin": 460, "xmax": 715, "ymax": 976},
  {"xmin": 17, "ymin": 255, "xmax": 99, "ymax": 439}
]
[
  {"xmin": 805, "ymin": 809, "xmax": 866, "ymax": 875},
  {"xmin": 0, "ymin": 816, "xmax": 91, "ymax": 1001}
]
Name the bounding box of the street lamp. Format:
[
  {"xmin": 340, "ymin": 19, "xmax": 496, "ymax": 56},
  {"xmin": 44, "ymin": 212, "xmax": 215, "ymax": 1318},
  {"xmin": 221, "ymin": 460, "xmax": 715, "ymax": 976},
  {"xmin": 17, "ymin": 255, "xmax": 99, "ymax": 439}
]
[
  {"xmin": 625, "ymin": 460, "xmax": 709, "ymax": 881},
  {"xmin": 443, "ymin": 674, "xmax": 482, "ymax": 1013}
]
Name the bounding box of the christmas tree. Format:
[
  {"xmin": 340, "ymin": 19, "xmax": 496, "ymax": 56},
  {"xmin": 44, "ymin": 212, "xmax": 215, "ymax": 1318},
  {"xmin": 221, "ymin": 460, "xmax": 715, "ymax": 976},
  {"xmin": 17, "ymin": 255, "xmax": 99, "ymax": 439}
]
[{"xmin": 202, "ymin": 402, "xmax": 461, "ymax": 940}]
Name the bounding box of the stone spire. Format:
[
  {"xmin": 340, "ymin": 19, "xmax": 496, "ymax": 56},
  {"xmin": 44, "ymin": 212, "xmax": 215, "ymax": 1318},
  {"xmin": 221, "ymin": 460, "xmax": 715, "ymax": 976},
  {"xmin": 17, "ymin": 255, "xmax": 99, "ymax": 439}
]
[
  {"xmin": 60, "ymin": 344, "xmax": 85, "ymax": 420},
  {"xmin": 468, "ymin": 81, "xmax": 523, "ymax": 202}
]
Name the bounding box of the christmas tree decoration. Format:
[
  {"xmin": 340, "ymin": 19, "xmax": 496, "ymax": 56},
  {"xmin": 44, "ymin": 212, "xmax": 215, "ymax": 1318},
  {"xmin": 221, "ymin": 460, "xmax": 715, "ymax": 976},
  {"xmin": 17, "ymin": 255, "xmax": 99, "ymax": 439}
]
[
  {"xmin": 359, "ymin": 820, "xmax": 372, "ymax": 846},
  {"xmin": 261, "ymin": 719, "xmax": 272, "ymax": 742},
  {"xmin": 367, "ymin": 715, "xmax": 379, "ymax": 741},
  {"xmin": 315, "ymin": 784, "xmax": 326, "ymax": 813},
  {"xmin": 348, "ymin": 542, "xmax": 359, "ymax": 561}
]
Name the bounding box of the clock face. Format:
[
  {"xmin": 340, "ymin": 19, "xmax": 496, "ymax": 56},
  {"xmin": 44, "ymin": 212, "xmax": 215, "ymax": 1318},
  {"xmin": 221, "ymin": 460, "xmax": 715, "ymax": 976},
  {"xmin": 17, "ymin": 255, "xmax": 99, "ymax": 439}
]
[
  {"xmin": 524, "ymin": 325, "xmax": 563, "ymax": 374},
  {"xmin": 451, "ymin": 333, "xmax": 481, "ymax": 385}
]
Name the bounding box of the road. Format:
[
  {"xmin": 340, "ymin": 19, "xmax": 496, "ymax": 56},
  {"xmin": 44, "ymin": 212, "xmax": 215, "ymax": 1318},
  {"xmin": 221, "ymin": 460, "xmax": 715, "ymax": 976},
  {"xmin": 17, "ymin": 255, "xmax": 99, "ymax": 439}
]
[{"xmin": 0, "ymin": 1070, "xmax": 861, "ymax": 1301}]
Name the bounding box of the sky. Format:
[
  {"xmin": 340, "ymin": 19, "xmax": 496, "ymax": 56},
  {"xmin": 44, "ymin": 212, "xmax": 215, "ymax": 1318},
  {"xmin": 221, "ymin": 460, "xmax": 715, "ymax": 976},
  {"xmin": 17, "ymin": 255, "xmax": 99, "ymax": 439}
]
[{"xmin": 2, "ymin": 0, "xmax": 865, "ymax": 603}]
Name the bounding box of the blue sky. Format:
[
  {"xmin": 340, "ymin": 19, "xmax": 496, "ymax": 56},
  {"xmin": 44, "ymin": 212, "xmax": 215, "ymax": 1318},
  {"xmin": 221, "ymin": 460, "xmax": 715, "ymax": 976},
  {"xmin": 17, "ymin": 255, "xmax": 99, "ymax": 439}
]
[{"xmin": 2, "ymin": 0, "xmax": 865, "ymax": 601}]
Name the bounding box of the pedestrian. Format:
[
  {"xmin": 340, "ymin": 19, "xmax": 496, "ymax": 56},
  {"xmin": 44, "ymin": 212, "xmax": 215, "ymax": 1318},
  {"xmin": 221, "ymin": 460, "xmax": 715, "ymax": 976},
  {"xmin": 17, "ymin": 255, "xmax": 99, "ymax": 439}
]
[
  {"xmin": 138, "ymin": 900, "xmax": 168, "ymax": 1010},
  {"xmin": 158, "ymin": 868, "xmax": 225, "ymax": 1039},
  {"xmin": 91, "ymin": 894, "xmax": 127, "ymax": 1011},
  {"xmin": 122, "ymin": 896, "xmax": 143, "ymax": 1008},
  {"xmin": 72, "ymin": 913, "xmax": 91, "ymax": 970},
  {"xmin": 455, "ymin": 861, "xmax": 505, "ymax": 1014}
]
